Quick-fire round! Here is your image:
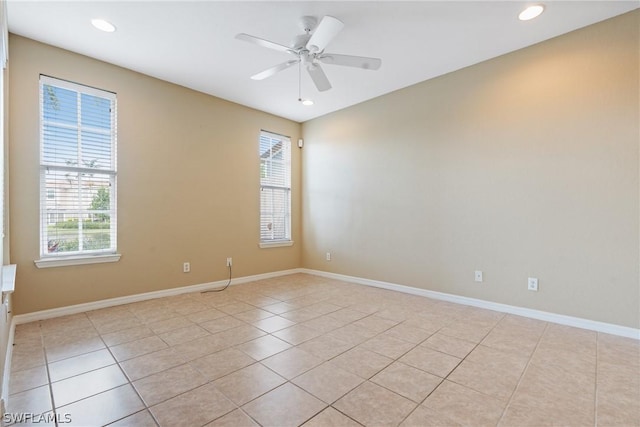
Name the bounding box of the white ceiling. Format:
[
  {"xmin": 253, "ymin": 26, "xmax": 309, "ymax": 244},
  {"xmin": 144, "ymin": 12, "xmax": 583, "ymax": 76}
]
[{"xmin": 7, "ymin": 1, "xmax": 638, "ymax": 123}]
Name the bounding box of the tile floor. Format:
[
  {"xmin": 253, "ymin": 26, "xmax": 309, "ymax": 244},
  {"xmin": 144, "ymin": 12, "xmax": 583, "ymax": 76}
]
[{"xmin": 6, "ymin": 273, "xmax": 640, "ymax": 426}]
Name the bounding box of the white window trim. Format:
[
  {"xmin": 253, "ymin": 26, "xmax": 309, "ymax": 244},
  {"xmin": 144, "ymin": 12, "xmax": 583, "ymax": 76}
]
[
  {"xmin": 35, "ymin": 253, "xmax": 121, "ymax": 269},
  {"xmin": 38, "ymin": 76, "xmax": 120, "ymax": 266},
  {"xmin": 259, "ymin": 240, "xmax": 294, "ymax": 249},
  {"xmin": 259, "ymin": 130, "xmax": 292, "ymax": 246}
]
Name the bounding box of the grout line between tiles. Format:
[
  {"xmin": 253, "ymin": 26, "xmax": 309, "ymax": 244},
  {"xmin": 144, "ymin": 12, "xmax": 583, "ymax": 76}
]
[{"xmin": 495, "ymin": 322, "xmax": 549, "ymax": 427}]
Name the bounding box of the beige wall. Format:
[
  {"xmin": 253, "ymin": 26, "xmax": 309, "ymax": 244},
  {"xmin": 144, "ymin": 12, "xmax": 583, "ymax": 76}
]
[
  {"xmin": 9, "ymin": 35, "xmax": 302, "ymax": 314},
  {"xmin": 302, "ymin": 11, "xmax": 639, "ymax": 328}
]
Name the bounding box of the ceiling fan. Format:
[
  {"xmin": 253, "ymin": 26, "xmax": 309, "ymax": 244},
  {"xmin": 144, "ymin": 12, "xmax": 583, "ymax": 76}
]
[{"xmin": 236, "ymin": 16, "xmax": 382, "ymax": 93}]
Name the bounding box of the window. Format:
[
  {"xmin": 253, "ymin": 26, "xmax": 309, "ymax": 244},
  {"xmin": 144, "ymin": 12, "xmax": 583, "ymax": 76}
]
[
  {"xmin": 37, "ymin": 76, "xmax": 118, "ymax": 266},
  {"xmin": 259, "ymin": 131, "xmax": 291, "ymax": 246}
]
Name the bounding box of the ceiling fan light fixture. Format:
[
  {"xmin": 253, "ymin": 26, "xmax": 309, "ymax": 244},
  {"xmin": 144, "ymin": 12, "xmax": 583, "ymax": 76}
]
[
  {"xmin": 518, "ymin": 5, "xmax": 545, "ymax": 21},
  {"xmin": 91, "ymin": 18, "xmax": 116, "ymax": 32}
]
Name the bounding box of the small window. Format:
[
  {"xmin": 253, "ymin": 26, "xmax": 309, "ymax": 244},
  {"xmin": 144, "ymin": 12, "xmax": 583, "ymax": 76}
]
[
  {"xmin": 39, "ymin": 76, "xmax": 117, "ymax": 260},
  {"xmin": 259, "ymin": 131, "xmax": 291, "ymax": 245}
]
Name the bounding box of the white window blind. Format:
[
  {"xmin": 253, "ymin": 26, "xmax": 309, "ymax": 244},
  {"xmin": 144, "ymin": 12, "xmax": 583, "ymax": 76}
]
[
  {"xmin": 39, "ymin": 76, "xmax": 117, "ymax": 258},
  {"xmin": 260, "ymin": 131, "xmax": 291, "ymax": 243}
]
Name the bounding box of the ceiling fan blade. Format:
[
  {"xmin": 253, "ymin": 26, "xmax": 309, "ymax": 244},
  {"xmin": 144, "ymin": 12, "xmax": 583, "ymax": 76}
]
[
  {"xmin": 307, "ymin": 64, "xmax": 331, "ymax": 92},
  {"xmin": 306, "ymin": 16, "xmax": 344, "ymax": 53},
  {"xmin": 318, "ymin": 53, "xmax": 382, "ymax": 70},
  {"xmin": 251, "ymin": 60, "xmax": 299, "ymax": 80},
  {"xmin": 236, "ymin": 33, "xmax": 292, "ymax": 53}
]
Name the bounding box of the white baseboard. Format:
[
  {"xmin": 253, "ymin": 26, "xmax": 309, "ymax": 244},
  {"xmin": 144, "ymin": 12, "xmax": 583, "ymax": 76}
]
[
  {"xmin": 300, "ymin": 268, "xmax": 640, "ymax": 340},
  {"xmin": 13, "ymin": 268, "xmax": 304, "ymax": 325},
  {"xmin": 12, "ymin": 267, "xmax": 639, "ymax": 340}
]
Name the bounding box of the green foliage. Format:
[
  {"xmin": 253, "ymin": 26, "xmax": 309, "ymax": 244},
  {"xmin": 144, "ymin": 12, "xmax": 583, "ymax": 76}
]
[
  {"xmin": 90, "ymin": 187, "xmax": 110, "ymax": 222},
  {"xmin": 48, "ymin": 233, "xmax": 110, "ymax": 253},
  {"xmin": 54, "ymin": 219, "xmax": 110, "ymax": 229}
]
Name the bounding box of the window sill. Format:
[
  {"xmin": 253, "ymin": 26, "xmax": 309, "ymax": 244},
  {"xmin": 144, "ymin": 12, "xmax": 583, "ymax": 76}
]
[
  {"xmin": 34, "ymin": 253, "xmax": 121, "ymax": 269},
  {"xmin": 259, "ymin": 240, "xmax": 294, "ymax": 249}
]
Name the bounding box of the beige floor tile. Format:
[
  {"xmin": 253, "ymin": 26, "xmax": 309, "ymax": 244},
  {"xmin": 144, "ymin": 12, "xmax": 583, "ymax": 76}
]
[
  {"xmin": 175, "ymin": 334, "xmax": 231, "ymax": 361},
  {"xmin": 211, "ymin": 324, "xmax": 266, "ymax": 347},
  {"xmin": 233, "ymin": 308, "xmax": 274, "ymax": 323},
  {"xmin": 301, "ymin": 315, "xmax": 349, "ymax": 333},
  {"xmin": 400, "ymin": 346, "xmax": 461, "ymax": 378},
  {"xmin": 466, "ymin": 344, "xmax": 530, "ymax": 372},
  {"xmin": 302, "ymin": 407, "xmax": 361, "ymax": 427},
  {"xmin": 120, "ymin": 347, "xmax": 186, "ymax": 381},
  {"xmin": 359, "ymin": 334, "xmax": 415, "ymax": 359},
  {"xmin": 51, "ymin": 364, "xmax": 128, "ymax": 407},
  {"xmin": 422, "ymin": 332, "xmax": 476, "ymax": 358},
  {"xmin": 9, "ymin": 275, "xmax": 638, "ymax": 427},
  {"xmin": 261, "ymin": 347, "xmax": 323, "ymax": 380},
  {"xmin": 326, "ymin": 324, "xmax": 378, "ymax": 346},
  {"xmin": 206, "ymin": 409, "xmax": 259, "ymax": 426},
  {"xmin": 252, "ymin": 315, "xmax": 297, "ymax": 333},
  {"xmin": 400, "ymin": 405, "xmax": 461, "ymax": 427},
  {"xmin": 481, "ymin": 328, "xmax": 540, "ymax": 357},
  {"xmin": 59, "ymin": 384, "xmax": 145, "ymax": 427},
  {"xmin": 352, "ymin": 315, "xmax": 399, "ymax": 333},
  {"xmin": 109, "ymin": 409, "xmax": 158, "ymax": 426},
  {"xmin": 262, "ymin": 301, "xmax": 297, "ymax": 315},
  {"xmin": 597, "ymin": 360, "xmax": 640, "ymax": 426},
  {"xmin": 272, "ymin": 324, "xmax": 323, "ymax": 345},
  {"xmin": 597, "ymin": 399, "xmax": 640, "ymax": 427},
  {"xmin": 92, "ymin": 314, "xmax": 143, "ymax": 335},
  {"xmin": 306, "ymin": 302, "xmax": 343, "ymax": 316},
  {"xmin": 330, "ymin": 347, "xmax": 393, "ymax": 379},
  {"xmin": 327, "ymin": 308, "xmax": 369, "ymax": 323},
  {"xmin": 334, "ymin": 381, "xmax": 416, "ymax": 427},
  {"xmin": 292, "ymin": 362, "xmax": 364, "ymax": 403},
  {"xmin": 42, "ymin": 326, "xmax": 99, "ymax": 349},
  {"xmin": 200, "ymin": 315, "xmax": 245, "ymax": 334},
  {"xmin": 6, "ymin": 385, "xmax": 52, "ymax": 415},
  {"xmin": 150, "ymin": 382, "xmax": 236, "ymax": 427},
  {"xmin": 45, "ymin": 336, "xmax": 106, "ymax": 363},
  {"xmin": 158, "ymin": 324, "xmax": 210, "ymax": 346},
  {"xmin": 297, "ymin": 335, "xmax": 354, "ymax": 361},
  {"xmin": 133, "ymin": 364, "xmax": 207, "ymax": 406},
  {"xmin": 438, "ymin": 323, "xmax": 493, "ymax": 343},
  {"xmin": 280, "ymin": 307, "xmax": 324, "ymax": 323},
  {"xmin": 190, "ymin": 348, "xmax": 256, "ymax": 381},
  {"xmin": 110, "ymin": 336, "xmax": 168, "ymax": 362},
  {"xmin": 384, "ymin": 323, "xmax": 433, "ymax": 344},
  {"xmin": 235, "ymin": 335, "xmax": 292, "ymax": 360},
  {"xmin": 243, "ymin": 383, "xmax": 326, "ymax": 427},
  {"xmin": 218, "ymin": 301, "xmax": 255, "ymax": 315},
  {"xmin": 499, "ymin": 399, "xmax": 592, "ymax": 427},
  {"xmin": 186, "ymin": 307, "xmax": 227, "ymax": 323},
  {"xmin": 40, "ymin": 313, "xmax": 94, "ymax": 336},
  {"xmin": 11, "ymin": 343, "xmax": 46, "ymax": 372},
  {"xmin": 447, "ymin": 359, "xmax": 521, "ymax": 401},
  {"xmin": 214, "ymin": 363, "xmax": 286, "ymax": 405},
  {"xmin": 423, "ymin": 380, "xmax": 505, "ymax": 427},
  {"xmin": 9, "ymin": 365, "xmax": 48, "ymax": 395},
  {"xmin": 101, "ymin": 326, "xmax": 155, "ymax": 347},
  {"xmin": 371, "ymin": 362, "xmax": 442, "ymax": 403}
]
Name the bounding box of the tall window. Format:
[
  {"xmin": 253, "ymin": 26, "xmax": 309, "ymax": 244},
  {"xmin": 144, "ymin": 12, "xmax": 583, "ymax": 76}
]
[
  {"xmin": 39, "ymin": 76, "xmax": 117, "ymax": 261},
  {"xmin": 260, "ymin": 131, "xmax": 291, "ymax": 245}
]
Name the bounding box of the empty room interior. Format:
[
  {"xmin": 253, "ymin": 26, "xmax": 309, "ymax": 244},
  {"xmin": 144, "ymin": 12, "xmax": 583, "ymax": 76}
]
[{"xmin": 0, "ymin": 1, "xmax": 638, "ymax": 426}]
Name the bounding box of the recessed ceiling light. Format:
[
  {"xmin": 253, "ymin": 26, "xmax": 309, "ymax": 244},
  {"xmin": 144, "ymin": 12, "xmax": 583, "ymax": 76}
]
[
  {"xmin": 301, "ymin": 99, "xmax": 314, "ymax": 106},
  {"xmin": 91, "ymin": 18, "xmax": 116, "ymax": 33},
  {"xmin": 519, "ymin": 5, "xmax": 545, "ymax": 21}
]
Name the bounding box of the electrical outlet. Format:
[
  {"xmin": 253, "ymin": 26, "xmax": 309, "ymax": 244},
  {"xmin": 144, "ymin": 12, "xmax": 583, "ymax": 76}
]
[
  {"xmin": 226, "ymin": 257, "xmax": 232, "ymax": 267},
  {"xmin": 528, "ymin": 277, "xmax": 538, "ymax": 291},
  {"xmin": 183, "ymin": 262, "xmax": 190, "ymax": 273},
  {"xmin": 474, "ymin": 270, "xmax": 483, "ymax": 282},
  {"xmin": 326, "ymin": 252, "xmax": 331, "ymax": 261}
]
